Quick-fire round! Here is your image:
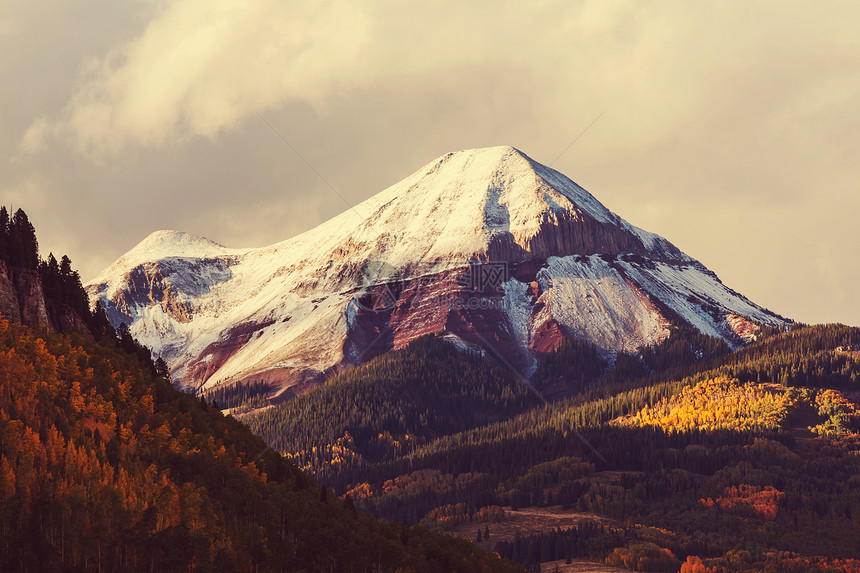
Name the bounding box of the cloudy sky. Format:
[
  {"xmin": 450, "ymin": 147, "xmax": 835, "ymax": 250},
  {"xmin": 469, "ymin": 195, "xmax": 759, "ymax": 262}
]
[{"xmin": 2, "ymin": 0, "xmax": 858, "ymax": 325}]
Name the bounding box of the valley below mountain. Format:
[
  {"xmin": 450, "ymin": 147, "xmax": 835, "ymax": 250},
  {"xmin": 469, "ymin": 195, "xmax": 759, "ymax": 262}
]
[{"xmin": 245, "ymin": 323, "xmax": 860, "ymax": 572}]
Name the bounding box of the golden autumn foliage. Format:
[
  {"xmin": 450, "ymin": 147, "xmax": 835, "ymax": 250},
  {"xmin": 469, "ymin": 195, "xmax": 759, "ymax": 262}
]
[
  {"xmin": 345, "ymin": 481, "xmax": 375, "ymax": 500},
  {"xmin": 0, "ymin": 321, "xmax": 230, "ymax": 569},
  {"xmin": 422, "ymin": 502, "xmax": 472, "ymax": 527},
  {"xmin": 616, "ymin": 376, "xmax": 792, "ymax": 433},
  {"xmin": 809, "ymin": 388, "xmax": 860, "ymax": 435},
  {"xmin": 420, "ymin": 503, "xmax": 505, "ymax": 530},
  {"xmin": 605, "ymin": 541, "xmax": 679, "ymax": 572}
]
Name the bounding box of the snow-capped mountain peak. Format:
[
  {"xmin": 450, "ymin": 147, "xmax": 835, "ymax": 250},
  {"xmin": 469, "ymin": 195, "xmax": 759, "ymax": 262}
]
[
  {"xmin": 91, "ymin": 230, "xmax": 244, "ymax": 283},
  {"xmin": 86, "ymin": 146, "xmax": 787, "ymax": 394}
]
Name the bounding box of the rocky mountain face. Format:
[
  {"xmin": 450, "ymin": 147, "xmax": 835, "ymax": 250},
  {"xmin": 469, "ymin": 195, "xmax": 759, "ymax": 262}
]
[
  {"xmin": 86, "ymin": 146, "xmax": 788, "ymax": 395},
  {"xmin": 0, "ymin": 260, "xmax": 89, "ymax": 332}
]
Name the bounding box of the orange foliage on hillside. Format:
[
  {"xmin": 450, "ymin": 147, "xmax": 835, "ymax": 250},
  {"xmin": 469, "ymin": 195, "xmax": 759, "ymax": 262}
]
[
  {"xmin": 700, "ymin": 484, "xmax": 785, "ymax": 520},
  {"xmin": 605, "ymin": 541, "xmax": 679, "ymax": 571},
  {"xmin": 0, "ymin": 320, "xmax": 223, "ymax": 567},
  {"xmin": 683, "ymin": 553, "xmax": 860, "ymax": 573},
  {"xmin": 0, "ymin": 320, "xmax": 522, "ymax": 572}
]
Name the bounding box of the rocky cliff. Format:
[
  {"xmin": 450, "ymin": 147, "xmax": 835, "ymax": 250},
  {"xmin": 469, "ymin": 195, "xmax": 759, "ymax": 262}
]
[
  {"xmin": 0, "ymin": 259, "xmax": 89, "ymax": 332},
  {"xmin": 0, "ymin": 261, "xmax": 22, "ymax": 324}
]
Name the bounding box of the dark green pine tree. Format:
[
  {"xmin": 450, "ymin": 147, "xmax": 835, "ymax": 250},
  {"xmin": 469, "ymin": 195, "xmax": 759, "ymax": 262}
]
[
  {"xmin": 90, "ymin": 300, "xmax": 116, "ymax": 340},
  {"xmin": 62, "ymin": 256, "xmax": 89, "ymax": 318},
  {"xmin": 117, "ymin": 322, "xmax": 134, "ymax": 350},
  {"xmin": 38, "ymin": 251, "xmax": 93, "ymax": 326},
  {"xmin": 155, "ymin": 357, "xmax": 170, "ymax": 380},
  {"xmin": 59, "ymin": 254, "xmax": 72, "ymax": 277},
  {"xmin": 8, "ymin": 208, "xmax": 39, "ymax": 269},
  {"xmin": 116, "ymin": 321, "xmax": 154, "ymax": 368},
  {"xmin": 38, "ymin": 253, "xmax": 61, "ymax": 299},
  {"xmin": 0, "ymin": 206, "xmax": 9, "ymax": 262}
]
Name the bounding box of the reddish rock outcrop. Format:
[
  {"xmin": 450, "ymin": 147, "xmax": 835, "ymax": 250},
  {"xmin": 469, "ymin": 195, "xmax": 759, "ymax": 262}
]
[
  {"xmin": 530, "ymin": 318, "xmax": 566, "ymax": 353},
  {"xmin": 185, "ymin": 319, "xmax": 277, "ymax": 385},
  {"xmin": 341, "ymin": 266, "xmax": 532, "ymax": 374},
  {"xmin": 726, "ymin": 314, "xmax": 760, "ymax": 343}
]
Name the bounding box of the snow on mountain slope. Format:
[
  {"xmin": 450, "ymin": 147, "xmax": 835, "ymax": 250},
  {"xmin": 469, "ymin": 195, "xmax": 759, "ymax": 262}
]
[
  {"xmin": 534, "ymin": 255, "xmax": 667, "ymax": 353},
  {"xmin": 86, "ymin": 146, "xmax": 788, "ymax": 394}
]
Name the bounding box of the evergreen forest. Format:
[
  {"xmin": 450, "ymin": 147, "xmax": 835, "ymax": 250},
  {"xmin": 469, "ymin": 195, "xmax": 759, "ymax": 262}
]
[{"xmin": 246, "ymin": 324, "xmax": 860, "ymax": 572}]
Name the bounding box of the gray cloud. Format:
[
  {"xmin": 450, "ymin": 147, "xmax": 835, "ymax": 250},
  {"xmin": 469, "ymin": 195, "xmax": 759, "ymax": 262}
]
[
  {"xmin": 19, "ymin": 0, "xmax": 371, "ymax": 157},
  {"xmin": 2, "ymin": 0, "xmax": 859, "ymax": 325}
]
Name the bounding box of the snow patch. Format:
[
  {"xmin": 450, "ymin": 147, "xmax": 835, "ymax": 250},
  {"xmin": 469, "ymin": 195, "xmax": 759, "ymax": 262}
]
[
  {"xmin": 501, "ymin": 278, "xmax": 538, "ymax": 377},
  {"xmin": 440, "ymin": 333, "xmax": 487, "ymax": 357},
  {"xmin": 538, "ymin": 255, "xmax": 667, "ymax": 353},
  {"xmin": 502, "ymin": 278, "xmax": 533, "ymax": 348}
]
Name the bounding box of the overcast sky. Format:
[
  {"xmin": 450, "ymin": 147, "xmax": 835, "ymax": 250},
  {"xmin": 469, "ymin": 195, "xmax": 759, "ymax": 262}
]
[{"xmin": 2, "ymin": 0, "xmax": 858, "ymax": 325}]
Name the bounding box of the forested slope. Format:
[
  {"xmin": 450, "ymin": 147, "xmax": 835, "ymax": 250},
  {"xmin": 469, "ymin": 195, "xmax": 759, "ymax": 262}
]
[
  {"xmin": 0, "ymin": 319, "xmax": 523, "ymax": 572},
  {"xmin": 245, "ymin": 335, "xmax": 539, "ymax": 479},
  {"xmin": 247, "ymin": 324, "xmax": 860, "ymax": 572}
]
